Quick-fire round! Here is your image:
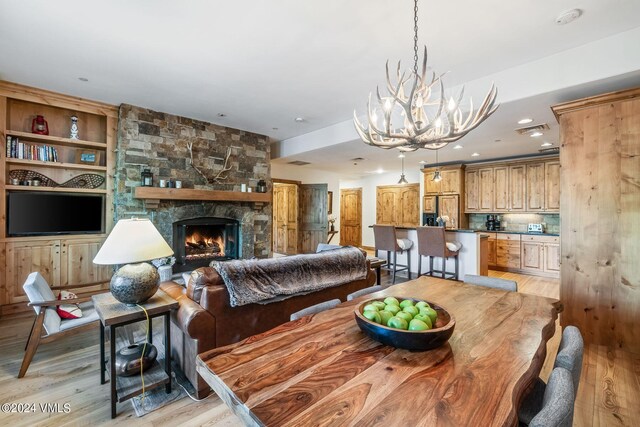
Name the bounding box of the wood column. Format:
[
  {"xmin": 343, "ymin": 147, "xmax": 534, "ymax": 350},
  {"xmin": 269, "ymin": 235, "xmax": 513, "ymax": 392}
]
[{"xmin": 553, "ymin": 88, "xmax": 640, "ymax": 352}]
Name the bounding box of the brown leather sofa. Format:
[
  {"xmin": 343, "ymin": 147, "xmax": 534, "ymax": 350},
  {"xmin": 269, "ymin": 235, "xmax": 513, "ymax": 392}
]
[{"xmin": 160, "ymin": 260, "xmax": 376, "ymax": 398}]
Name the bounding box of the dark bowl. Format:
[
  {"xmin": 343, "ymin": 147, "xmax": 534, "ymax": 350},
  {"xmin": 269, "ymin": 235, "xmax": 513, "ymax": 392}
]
[{"xmin": 354, "ymin": 297, "xmax": 455, "ymax": 351}]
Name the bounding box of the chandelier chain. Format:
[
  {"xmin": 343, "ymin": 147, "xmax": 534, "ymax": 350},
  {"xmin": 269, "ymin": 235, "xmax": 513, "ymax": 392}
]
[{"xmin": 413, "ymin": 0, "xmax": 419, "ymax": 74}]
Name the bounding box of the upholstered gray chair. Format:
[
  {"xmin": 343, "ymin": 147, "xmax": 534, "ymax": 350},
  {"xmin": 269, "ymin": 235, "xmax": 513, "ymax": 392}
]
[
  {"xmin": 463, "ymin": 274, "xmax": 518, "ymax": 292},
  {"xmin": 290, "ymin": 299, "xmax": 341, "ymax": 321},
  {"xmin": 19, "ymin": 272, "xmax": 103, "ymax": 378},
  {"xmin": 528, "ymin": 367, "xmax": 575, "ymax": 427},
  {"xmin": 519, "ymin": 326, "xmax": 584, "ymax": 425},
  {"xmin": 347, "ymin": 285, "xmax": 385, "ymax": 301}
]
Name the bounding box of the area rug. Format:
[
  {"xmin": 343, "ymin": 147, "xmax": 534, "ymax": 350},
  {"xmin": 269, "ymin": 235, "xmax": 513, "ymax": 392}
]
[{"xmin": 131, "ymin": 363, "xmax": 195, "ymax": 417}]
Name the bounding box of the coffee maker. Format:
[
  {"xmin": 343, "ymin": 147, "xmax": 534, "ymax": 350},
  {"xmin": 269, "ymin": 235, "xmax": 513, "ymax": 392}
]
[{"xmin": 486, "ymin": 215, "xmax": 501, "ymax": 231}]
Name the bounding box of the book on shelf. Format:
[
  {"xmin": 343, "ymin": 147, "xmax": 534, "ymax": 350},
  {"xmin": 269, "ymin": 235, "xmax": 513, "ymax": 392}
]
[{"xmin": 5, "ymin": 136, "xmax": 59, "ymax": 162}]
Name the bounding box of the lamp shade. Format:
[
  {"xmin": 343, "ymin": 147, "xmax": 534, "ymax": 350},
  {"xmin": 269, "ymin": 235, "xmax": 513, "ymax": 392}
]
[{"xmin": 93, "ymin": 218, "xmax": 173, "ymax": 265}]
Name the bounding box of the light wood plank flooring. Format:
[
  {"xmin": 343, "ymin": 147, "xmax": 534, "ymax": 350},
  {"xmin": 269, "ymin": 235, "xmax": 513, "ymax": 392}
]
[{"xmin": 0, "ymin": 270, "xmax": 638, "ymax": 426}]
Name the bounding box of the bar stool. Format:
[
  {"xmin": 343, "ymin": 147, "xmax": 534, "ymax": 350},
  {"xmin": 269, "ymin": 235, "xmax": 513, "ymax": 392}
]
[
  {"xmin": 372, "ymin": 225, "xmax": 413, "ymax": 284},
  {"xmin": 416, "ymin": 226, "xmax": 461, "ymax": 280}
]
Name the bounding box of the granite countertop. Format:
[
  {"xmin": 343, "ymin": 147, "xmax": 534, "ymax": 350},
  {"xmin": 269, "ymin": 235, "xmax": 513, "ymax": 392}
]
[{"xmin": 368, "ymin": 226, "xmax": 560, "ymax": 236}]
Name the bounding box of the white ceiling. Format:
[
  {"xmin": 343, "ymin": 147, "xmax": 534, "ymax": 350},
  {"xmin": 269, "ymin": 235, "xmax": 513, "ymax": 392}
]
[{"xmin": 1, "ymin": 0, "xmax": 640, "ymax": 144}]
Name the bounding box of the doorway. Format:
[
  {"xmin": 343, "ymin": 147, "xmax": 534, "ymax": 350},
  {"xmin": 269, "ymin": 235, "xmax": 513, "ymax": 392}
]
[
  {"xmin": 340, "ymin": 188, "xmax": 362, "ymax": 247},
  {"xmin": 272, "ymin": 182, "xmax": 299, "ymax": 255}
]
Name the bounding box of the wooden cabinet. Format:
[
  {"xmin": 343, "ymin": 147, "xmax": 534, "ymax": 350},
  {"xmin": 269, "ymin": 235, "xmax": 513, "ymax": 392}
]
[
  {"xmin": 543, "ymin": 241, "xmax": 561, "ymax": 274},
  {"xmin": 521, "ymin": 239, "xmax": 543, "ymax": 272},
  {"xmin": 4, "ymin": 237, "xmax": 109, "ymax": 306},
  {"xmin": 544, "ymin": 161, "xmax": 560, "ymax": 212},
  {"xmin": 478, "ymin": 168, "xmax": 494, "ymax": 212},
  {"xmin": 376, "ymin": 184, "xmax": 419, "ymax": 227},
  {"xmin": 526, "ymin": 162, "xmax": 545, "ymax": 211},
  {"xmin": 423, "ymin": 195, "xmax": 436, "ymax": 213},
  {"xmin": 423, "ymin": 166, "xmax": 463, "ymax": 195},
  {"xmin": 465, "ymin": 170, "xmax": 479, "ymax": 211},
  {"xmin": 496, "ymin": 233, "xmax": 521, "ymax": 269},
  {"xmin": 508, "ymin": 165, "xmax": 526, "ymax": 212},
  {"xmin": 519, "ymin": 235, "xmax": 560, "ymax": 277},
  {"xmin": 493, "ymin": 166, "xmax": 508, "ymax": 212},
  {"xmin": 486, "ymin": 232, "xmax": 497, "ymax": 267},
  {"xmin": 439, "ymin": 195, "xmax": 460, "ymax": 230}
]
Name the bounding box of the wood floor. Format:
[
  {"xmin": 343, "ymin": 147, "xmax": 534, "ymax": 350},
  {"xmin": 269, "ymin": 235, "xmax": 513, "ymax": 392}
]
[{"xmin": 0, "ymin": 271, "xmax": 638, "ymax": 426}]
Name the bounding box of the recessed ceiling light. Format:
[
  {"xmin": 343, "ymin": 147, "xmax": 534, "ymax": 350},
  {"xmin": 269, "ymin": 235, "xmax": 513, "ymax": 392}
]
[
  {"xmin": 453, "ymin": 145, "xmax": 463, "ymax": 150},
  {"xmin": 471, "ymin": 152, "xmax": 480, "ymax": 157},
  {"xmin": 556, "ymin": 9, "xmax": 582, "ymax": 25},
  {"xmin": 419, "ymin": 160, "xmax": 426, "ymax": 164},
  {"xmin": 541, "ymin": 142, "xmax": 553, "ymax": 147},
  {"xmin": 494, "ymin": 139, "xmax": 501, "ymax": 142},
  {"xmin": 78, "ymin": 77, "xmax": 89, "ymax": 82},
  {"xmin": 518, "ymin": 118, "xmax": 533, "ymax": 125},
  {"xmin": 398, "ymin": 153, "xmax": 405, "ymax": 158},
  {"xmin": 376, "ymin": 168, "xmax": 384, "ymax": 174},
  {"xmin": 294, "ymin": 117, "xmax": 305, "ymax": 123},
  {"xmin": 530, "ymin": 131, "xmax": 543, "ymax": 137},
  {"xmin": 217, "ymin": 113, "xmax": 227, "ymax": 118}
]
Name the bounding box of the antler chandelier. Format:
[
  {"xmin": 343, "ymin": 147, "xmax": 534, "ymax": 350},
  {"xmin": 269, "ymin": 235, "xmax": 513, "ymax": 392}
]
[{"xmin": 354, "ymin": 0, "xmax": 499, "ymax": 151}]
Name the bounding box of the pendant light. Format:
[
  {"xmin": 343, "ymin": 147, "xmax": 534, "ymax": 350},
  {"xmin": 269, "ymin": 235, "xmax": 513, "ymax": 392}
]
[
  {"xmin": 398, "ymin": 154, "xmax": 409, "ymax": 184},
  {"xmin": 433, "ymin": 149, "xmax": 442, "ymax": 182}
]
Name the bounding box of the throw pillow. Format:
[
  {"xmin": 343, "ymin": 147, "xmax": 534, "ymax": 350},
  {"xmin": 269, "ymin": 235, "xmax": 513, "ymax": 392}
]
[{"xmin": 57, "ymin": 290, "xmax": 83, "ymax": 319}]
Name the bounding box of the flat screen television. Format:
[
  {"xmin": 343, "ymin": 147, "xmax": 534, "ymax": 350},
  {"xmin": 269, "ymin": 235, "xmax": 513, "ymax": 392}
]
[{"xmin": 7, "ymin": 191, "xmax": 105, "ymax": 236}]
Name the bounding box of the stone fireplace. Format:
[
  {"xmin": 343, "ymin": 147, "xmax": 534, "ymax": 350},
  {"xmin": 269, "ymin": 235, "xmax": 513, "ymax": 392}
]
[
  {"xmin": 114, "ymin": 104, "xmax": 272, "ymax": 261},
  {"xmin": 173, "ymin": 217, "xmax": 240, "ymax": 272}
]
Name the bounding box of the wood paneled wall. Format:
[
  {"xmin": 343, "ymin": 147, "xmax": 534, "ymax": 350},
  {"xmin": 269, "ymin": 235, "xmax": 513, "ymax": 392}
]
[{"xmin": 553, "ymin": 88, "xmax": 640, "ymax": 353}]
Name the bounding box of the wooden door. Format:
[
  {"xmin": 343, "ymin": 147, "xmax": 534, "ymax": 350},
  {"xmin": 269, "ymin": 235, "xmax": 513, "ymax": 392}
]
[
  {"xmin": 398, "ymin": 185, "xmax": 420, "ymax": 227},
  {"xmin": 298, "ymin": 184, "xmax": 328, "ymax": 253},
  {"xmin": 465, "ymin": 170, "xmax": 479, "ymax": 212},
  {"xmin": 526, "ymin": 162, "xmax": 545, "ymax": 211},
  {"xmin": 60, "ymin": 238, "xmax": 112, "ymax": 288},
  {"xmin": 544, "ymin": 161, "xmax": 560, "ymax": 212},
  {"xmin": 440, "ymin": 169, "xmax": 461, "ymax": 194},
  {"xmin": 424, "ymin": 168, "xmax": 440, "ymax": 195},
  {"xmin": 376, "ymin": 186, "xmax": 398, "ymax": 225},
  {"xmin": 508, "ymin": 165, "xmax": 526, "ymax": 212},
  {"xmin": 493, "ymin": 166, "xmax": 508, "ymax": 212},
  {"xmin": 521, "ymin": 241, "xmax": 543, "ymax": 272},
  {"xmin": 340, "ymin": 188, "xmax": 362, "ymax": 247},
  {"xmin": 479, "ymin": 168, "xmax": 494, "ymax": 211},
  {"xmin": 5, "ymin": 240, "xmax": 60, "ymax": 304},
  {"xmin": 272, "ymin": 183, "xmax": 298, "ymax": 255},
  {"xmin": 543, "ymin": 243, "xmax": 561, "ymax": 274},
  {"xmin": 423, "ymin": 195, "xmax": 436, "ymax": 213},
  {"xmin": 439, "ymin": 195, "xmax": 460, "ymax": 229}
]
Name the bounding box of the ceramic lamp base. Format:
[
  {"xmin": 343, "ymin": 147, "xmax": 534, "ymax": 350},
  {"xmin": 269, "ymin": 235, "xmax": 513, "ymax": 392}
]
[{"xmin": 110, "ymin": 263, "xmax": 159, "ymax": 305}]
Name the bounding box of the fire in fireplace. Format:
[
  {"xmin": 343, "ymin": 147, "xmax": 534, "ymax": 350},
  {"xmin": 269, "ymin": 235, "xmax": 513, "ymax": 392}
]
[{"xmin": 173, "ymin": 217, "xmax": 240, "ymax": 272}]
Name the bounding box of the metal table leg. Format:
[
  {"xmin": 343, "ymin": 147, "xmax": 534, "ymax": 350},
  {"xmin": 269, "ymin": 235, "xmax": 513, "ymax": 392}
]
[
  {"xmin": 110, "ymin": 325, "xmax": 117, "ymax": 419},
  {"xmin": 99, "ymin": 323, "xmax": 105, "ymax": 385},
  {"xmin": 165, "ymin": 313, "xmax": 171, "ymax": 393}
]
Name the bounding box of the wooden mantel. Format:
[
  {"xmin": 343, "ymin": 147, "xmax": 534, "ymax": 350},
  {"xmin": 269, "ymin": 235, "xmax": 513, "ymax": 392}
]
[{"xmin": 134, "ymin": 187, "xmax": 272, "ymax": 209}]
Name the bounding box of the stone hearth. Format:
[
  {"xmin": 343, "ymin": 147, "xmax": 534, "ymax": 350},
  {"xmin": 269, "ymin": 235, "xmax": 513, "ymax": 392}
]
[{"xmin": 114, "ymin": 104, "xmax": 271, "ymax": 258}]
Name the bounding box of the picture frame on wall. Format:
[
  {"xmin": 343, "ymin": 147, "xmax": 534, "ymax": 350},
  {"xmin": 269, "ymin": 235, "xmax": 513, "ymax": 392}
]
[
  {"xmin": 328, "ymin": 191, "xmax": 333, "ymax": 214},
  {"xmin": 75, "ymin": 149, "xmax": 100, "ymax": 165}
]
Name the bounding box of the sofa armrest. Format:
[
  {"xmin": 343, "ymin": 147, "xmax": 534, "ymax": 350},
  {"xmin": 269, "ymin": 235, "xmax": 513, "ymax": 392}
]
[{"xmin": 160, "ymin": 282, "xmax": 216, "ymax": 349}]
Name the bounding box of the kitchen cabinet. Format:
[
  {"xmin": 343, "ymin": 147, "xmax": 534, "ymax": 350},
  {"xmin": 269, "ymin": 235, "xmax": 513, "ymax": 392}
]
[
  {"xmin": 509, "ymin": 165, "xmax": 527, "ymax": 212},
  {"xmin": 4, "ymin": 237, "xmax": 110, "ymax": 307},
  {"xmin": 479, "ymin": 168, "xmax": 494, "ymax": 212},
  {"xmin": 519, "ymin": 235, "xmax": 560, "ymax": 277},
  {"xmin": 439, "ymin": 195, "xmax": 460, "ymax": 229},
  {"xmin": 494, "ymin": 166, "xmax": 508, "ymax": 211},
  {"xmin": 521, "ymin": 239, "xmax": 543, "ymax": 272},
  {"xmin": 376, "ymin": 184, "xmax": 420, "ymax": 227},
  {"xmin": 486, "ymin": 232, "xmax": 497, "ymax": 267},
  {"xmin": 543, "ymin": 241, "xmax": 561, "ymax": 274},
  {"xmin": 423, "ymin": 165, "xmax": 463, "ymax": 195},
  {"xmin": 526, "ymin": 162, "xmax": 545, "ymax": 211},
  {"xmin": 496, "ymin": 233, "xmax": 521, "ymax": 269},
  {"xmin": 465, "ymin": 170, "xmax": 479, "ymax": 212},
  {"xmin": 423, "ymin": 195, "xmax": 436, "ymax": 213},
  {"xmin": 545, "ymin": 161, "xmax": 560, "ymax": 212}
]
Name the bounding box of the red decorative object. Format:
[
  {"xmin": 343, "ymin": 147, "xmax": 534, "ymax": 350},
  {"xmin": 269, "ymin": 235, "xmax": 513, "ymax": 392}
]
[{"xmin": 31, "ymin": 115, "xmax": 49, "ymax": 135}]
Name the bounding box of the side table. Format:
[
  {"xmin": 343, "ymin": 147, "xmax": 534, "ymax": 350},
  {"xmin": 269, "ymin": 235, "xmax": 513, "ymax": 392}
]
[
  {"xmin": 92, "ymin": 290, "xmax": 178, "ymax": 418},
  {"xmin": 367, "ymin": 256, "xmax": 387, "ymax": 286}
]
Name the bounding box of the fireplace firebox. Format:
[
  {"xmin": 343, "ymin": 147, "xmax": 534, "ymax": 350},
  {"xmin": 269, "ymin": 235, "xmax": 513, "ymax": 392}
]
[{"xmin": 173, "ymin": 217, "xmax": 240, "ymax": 272}]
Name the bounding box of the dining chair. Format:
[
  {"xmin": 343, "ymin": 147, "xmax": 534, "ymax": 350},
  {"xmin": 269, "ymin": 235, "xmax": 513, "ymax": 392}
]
[
  {"xmin": 347, "ymin": 285, "xmax": 384, "ymax": 301},
  {"xmin": 372, "ymin": 225, "xmax": 412, "ymax": 284},
  {"xmin": 290, "ymin": 299, "xmax": 341, "ymax": 321},
  {"xmin": 518, "ymin": 326, "xmax": 584, "ymax": 425},
  {"xmin": 416, "ymin": 226, "xmax": 461, "ymax": 280},
  {"xmin": 19, "ymin": 272, "xmax": 104, "ymax": 378},
  {"xmin": 463, "ymin": 274, "xmax": 518, "ymax": 292},
  {"xmin": 528, "ymin": 367, "xmax": 575, "ymax": 427}
]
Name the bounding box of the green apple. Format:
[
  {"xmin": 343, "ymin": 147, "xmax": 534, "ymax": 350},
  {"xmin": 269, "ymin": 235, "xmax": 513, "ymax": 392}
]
[
  {"xmin": 385, "ymin": 304, "xmax": 401, "ymax": 315},
  {"xmin": 378, "ymin": 310, "xmax": 394, "ymax": 325},
  {"xmin": 415, "ymin": 301, "xmax": 430, "ymax": 310},
  {"xmin": 363, "ymin": 310, "xmax": 381, "ymax": 324},
  {"xmin": 420, "ymin": 307, "xmax": 438, "ymax": 324},
  {"xmin": 408, "ymin": 319, "xmax": 430, "ymax": 331},
  {"xmin": 363, "ymin": 304, "xmax": 379, "ymax": 312},
  {"xmin": 371, "ymin": 301, "xmax": 386, "ymax": 311},
  {"xmin": 395, "ymin": 311, "xmax": 413, "ymax": 322},
  {"xmin": 402, "ymin": 305, "xmax": 419, "ymax": 317},
  {"xmin": 399, "ymin": 299, "xmax": 415, "ymax": 309},
  {"xmin": 384, "ymin": 297, "xmax": 400, "ymax": 306},
  {"xmin": 413, "ymin": 313, "xmax": 433, "ymax": 328},
  {"xmin": 387, "ymin": 316, "xmax": 409, "ymax": 330}
]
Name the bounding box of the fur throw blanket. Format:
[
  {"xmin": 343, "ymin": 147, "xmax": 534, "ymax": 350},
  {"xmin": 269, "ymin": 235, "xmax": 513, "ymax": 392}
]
[{"xmin": 211, "ymin": 246, "xmax": 368, "ymax": 307}]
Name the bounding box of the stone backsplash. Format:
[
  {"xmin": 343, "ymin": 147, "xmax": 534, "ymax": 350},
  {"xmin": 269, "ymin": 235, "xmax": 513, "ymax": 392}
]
[
  {"xmin": 115, "ymin": 104, "xmax": 271, "ymax": 258},
  {"xmin": 468, "ymin": 213, "xmax": 560, "ymax": 234}
]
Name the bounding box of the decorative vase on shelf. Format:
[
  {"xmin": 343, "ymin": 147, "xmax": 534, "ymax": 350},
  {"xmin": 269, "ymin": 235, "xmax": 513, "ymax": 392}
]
[
  {"xmin": 330, "ymin": 223, "xmax": 335, "ymax": 232},
  {"xmin": 31, "ymin": 115, "xmax": 49, "ymax": 135},
  {"xmin": 70, "ymin": 116, "xmax": 79, "ymax": 140},
  {"xmin": 437, "ymin": 219, "xmax": 446, "ymax": 228}
]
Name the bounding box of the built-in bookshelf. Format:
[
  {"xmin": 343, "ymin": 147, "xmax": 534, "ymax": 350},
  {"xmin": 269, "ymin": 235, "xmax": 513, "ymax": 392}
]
[{"xmin": 0, "ymin": 80, "xmax": 118, "ymax": 315}]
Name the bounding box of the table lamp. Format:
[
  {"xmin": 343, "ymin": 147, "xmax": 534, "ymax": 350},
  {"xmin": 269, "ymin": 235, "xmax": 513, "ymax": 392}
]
[{"xmin": 94, "ymin": 218, "xmax": 173, "ymax": 305}]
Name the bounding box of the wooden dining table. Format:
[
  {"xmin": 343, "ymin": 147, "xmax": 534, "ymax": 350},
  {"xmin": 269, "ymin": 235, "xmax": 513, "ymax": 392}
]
[{"xmin": 196, "ymin": 276, "xmax": 562, "ymax": 426}]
